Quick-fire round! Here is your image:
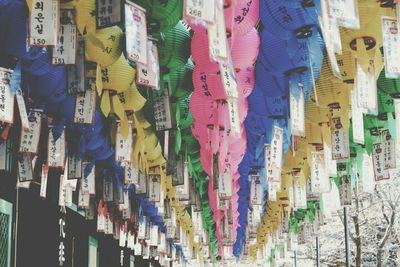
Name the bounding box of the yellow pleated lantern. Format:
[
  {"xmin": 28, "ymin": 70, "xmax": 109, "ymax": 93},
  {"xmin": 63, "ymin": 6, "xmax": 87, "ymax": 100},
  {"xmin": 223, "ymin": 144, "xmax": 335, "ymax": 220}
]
[
  {"xmin": 85, "ymin": 26, "xmax": 124, "ymax": 67},
  {"xmin": 101, "ymin": 54, "xmax": 135, "ymax": 93},
  {"xmin": 73, "ymin": 0, "xmax": 96, "ymax": 35}
]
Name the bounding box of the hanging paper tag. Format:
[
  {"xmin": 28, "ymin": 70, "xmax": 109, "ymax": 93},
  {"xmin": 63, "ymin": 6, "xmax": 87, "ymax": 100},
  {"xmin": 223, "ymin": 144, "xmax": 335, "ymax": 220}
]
[
  {"xmin": 227, "ymin": 97, "xmax": 241, "ymax": 135},
  {"xmin": 382, "ymin": 17, "xmax": 400, "ymax": 78},
  {"xmin": 17, "ymin": 154, "xmax": 33, "ymax": 182},
  {"xmin": 351, "ymin": 90, "xmax": 364, "ymax": 144},
  {"xmin": 0, "ymin": 68, "xmax": 14, "ymax": 124},
  {"xmin": 219, "ymin": 60, "xmax": 238, "ymax": 98},
  {"xmin": 372, "ymin": 143, "xmax": 390, "ymax": 181},
  {"xmin": 135, "ymin": 171, "xmax": 147, "ymax": 195},
  {"xmin": 74, "ymin": 87, "xmax": 96, "ymax": 124},
  {"xmin": 125, "ymin": 1, "xmax": 148, "ymax": 65},
  {"xmin": 82, "ymin": 162, "xmax": 96, "ymax": 195},
  {"xmin": 355, "ymin": 62, "xmax": 377, "ymax": 114},
  {"xmin": 218, "ymin": 164, "xmax": 233, "ymax": 200},
  {"xmin": 326, "ymin": 0, "xmax": 359, "ymax": 29},
  {"xmin": 269, "ymin": 126, "xmax": 283, "ymax": 181},
  {"xmin": 324, "ymin": 142, "xmax": 337, "ymax": 177},
  {"xmin": 338, "ymin": 171, "xmax": 352, "ymax": 206},
  {"xmin": 19, "ymin": 109, "xmax": 42, "ymax": 154},
  {"xmin": 310, "ymin": 151, "xmax": 330, "ymax": 194},
  {"xmin": 115, "ymin": 121, "xmax": 133, "ymax": 162},
  {"xmin": 78, "ymin": 187, "xmax": 90, "ymax": 208},
  {"xmin": 124, "ymin": 162, "xmax": 138, "ymax": 185},
  {"xmin": 15, "ymin": 89, "xmax": 29, "ymax": 130},
  {"xmin": 52, "ymin": 9, "xmax": 76, "ymax": 65},
  {"xmin": 29, "ymin": 0, "xmax": 59, "ymax": 46},
  {"xmin": 39, "ymin": 164, "xmax": 49, "ymax": 198},
  {"xmin": 250, "ymin": 175, "xmax": 263, "ymax": 206},
  {"xmin": 47, "ymin": 127, "xmax": 66, "ymax": 168},
  {"xmin": 67, "ymin": 39, "xmax": 85, "ymax": 95},
  {"xmin": 184, "ymin": 0, "xmax": 215, "ymax": 23},
  {"xmin": 103, "ymin": 175, "xmax": 114, "ymax": 202},
  {"xmin": 293, "ymin": 174, "xmax": 307, "ymax": 209},
  {"xmin": 207, "ymin": 0, "xmax": 227, "ymax": 61},
  {"xmin": 96, "ymin": 0, "xmax": 122, "ymax": 28},
  {"xmin": 67, "ymin": 153, "xmax": 82, "ymax": 179},
  {"xmin": 382, "ymin": 130, "xmax": 396, "ymax": 170},
  {"xmin": 361, "ymin": 153, "xmax": 375, "ymax": 193},
  {"xmin": 149, "ymin": 225, "xmax": 159, "ymax": 246},
  {"xmin": 148, "ymin": 173, "xmax": 161, "ymax": 202},
  {"xmin": 177, "ymin": 161, "xmax": 190, "ymax": 200},
  {"xmin": 173, "ymin": 155, "xmax": 185, "ymax": 186},
  {"xmin": 289, "ymin": 82, "xmax": 305, "ymax": 137},
  {"xmin": 138, "ymin": 217, "xmax": 147, "ymax": 239},
  {"xmin": 331, "ymin": 117, "xmax": 350, "ymax": 160},
  {"xmin": 137, "ymin": 40, "xmax": 160, "ymax": 88},
  {"xmin": 153, "ymin": 88, "xmax": 173, "ymax": 131}
]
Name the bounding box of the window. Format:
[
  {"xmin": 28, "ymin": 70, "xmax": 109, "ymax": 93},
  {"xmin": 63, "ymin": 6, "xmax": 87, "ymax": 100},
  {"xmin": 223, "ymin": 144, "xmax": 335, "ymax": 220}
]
[{"xmin": 0, "ymin": 199, "xmax": 12, "ymax": 267}]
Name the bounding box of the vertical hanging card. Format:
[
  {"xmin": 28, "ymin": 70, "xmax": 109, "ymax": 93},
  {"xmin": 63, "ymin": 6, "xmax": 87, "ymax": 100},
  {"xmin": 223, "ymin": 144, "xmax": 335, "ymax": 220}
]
[
  {"xmin": 227, "ymin": 97, "xmax": 240, "ymax": 135},
  {"xmin": 207, "ymin": 0, "xmax": 227, "ymax": 61},
  {"xmin": 18, "ymin": 154, "xmax": 33, "ymax": 182},
  {"xmin": 372, "ymin": 143, "xmax": 390, "ymax": 181},
  {"xmin": 382, "ymin": 17, "xmax": 400, "ymax": 78},
  {"xmin": 219, "ymin": 60, "xmax": 238, "ymax": 98},
  {"xmin": 103, "ymin": 175, "xmax": 114, "ymax": 202},
  {"xmin": 78, "ymin": 187, "xmax": 90, "ymax": 208},
  {"xmin": 125, "ymin": 1, "xmax": 147, "ymax": 64},
  {"xmin": 149, "ymin": 225, "xmax": 159, "ymax": 246},
  {"xmin": 289, "ymin": 82, "xmax": 305, "ymax": 137},
  {"xmin": 19, "ymin": 109, "xmax": 42, "ymax": 154},
  {"xmin": 115, "ymin": 121, "xmax": 133, "ymax": 162},
  {"xmin": 351, "ymin": 90, "xmax": 364, "ymax": 144},
  {"xmin": 82, "ymin": 162, "xmax": 96, "ymax": 195},
  {"xmin": 135, "ymin": 170, "xmax": 147, "ymax": 195},
  {"xmin": 177, "ymin": 161, "xmax": 190, "ymax": 200},
  {"xmin": 148, "ymin": 173, "xmax": 161, "ymax": 202},
  {"xmin": 218, "ymin": 164, "xmax": 233, "ymax": 200},
  {"xmin": 74, "ymin": 87, "xmax": 96, "ymax": 124},
  {"xmin": 47, "ymin": 127, "xmax": 66, "ymax": 168},
  {"xmin": 40, "ymin": 164, "xmax": 49, "ymax": 198},
  {"xmin": 249, "ymin": 175, "xmax": 263, "ymax": 206},
  {"xmin": 382, "ymin": 130, "xmax": 396, "ymax": 170},
  {"xmin": 0, "ymin": 68, "xmax": 14, "ymax": 123},
  {"xmin": 153, "ymin": 88, "xmax": 173, "ymax": 131},
  {"xmin": 326, "ymin": 0, "xmax": 359, "ymax": 29},
  {"xmin": 52, "ymin": 9, "xmax": 76, "ymax": 65},
  {"xmin": 137, "ymin": 40, "xmax": 160, "ymax": 89},
  {"xmin": 29, "ymin": 0, "xmax": 59, "ymax": 46},
  {"xmin": 310, "ymin": 151, "xmax": 330, "ymax": 193},
  {"xmin": 361, "ymin": 153, "xmax": 375, "ymax": 193},
  {"xmin": 124, "ymin": 162, "xmax": 138, "ymax": 185},
  {"xmin": 67, "ymin": 153, "xmax": 82, "ymax": 180},
  {"xmin": 355, "ymin": 62, "xmax": 377, "ymax": 114},
  {"xmin": 270, "ymin": 126, "xmax": 283, "ymax": 181},
  {"xmin": 324, "ymin": 142, "xmax": 337, "ymax": 177},
  {"xmin": 293, "ymin": 174, "xmax": 307, "ymax": 209},
  {"xmin": 67, "ymin": 38, "xmax": 85, "ymax": 95},
  {"xmin": 15, "ymin": 89, "xmax": 29, "ymax": 130},
  {"xmin": 96, "ymin": 0, "xmax": 122, "ymax": 28},
  {"xmin": 173, "ymin": 155, "xmax": 184, "ymax": 186},
  {"xmin": 184, "ymin": 0, "xmax": 215, "ymax": 23},
  {"xmin": 338, "ymin": 171, "xmax": 352, "ymax": 206},
  {"xmin": 331, "ymin": 117, "xmax": 350, "ymax": 160}
]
